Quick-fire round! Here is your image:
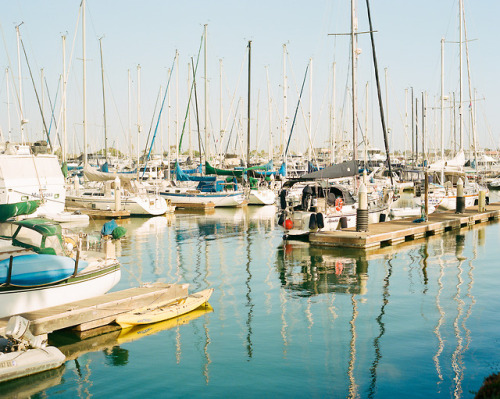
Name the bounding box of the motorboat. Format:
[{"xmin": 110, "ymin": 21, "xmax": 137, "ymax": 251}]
[{"xmin": 0, "ymin": 218, "xmax": 121, "ymax": 318}]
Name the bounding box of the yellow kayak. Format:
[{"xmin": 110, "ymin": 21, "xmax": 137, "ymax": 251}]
[{"xmin": 115, "ymin": 288, "xmax": 214, "ymax": 328}]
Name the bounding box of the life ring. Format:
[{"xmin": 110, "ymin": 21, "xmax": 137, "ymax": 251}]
[{"xmin": 335, "ymin": 198, "xmax": 343, "ymax": 212}]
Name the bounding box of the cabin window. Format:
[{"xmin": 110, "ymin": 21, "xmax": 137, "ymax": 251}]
[{"xmin": 21, "ymin": 195, "xmax": 29, "ymax": 201}]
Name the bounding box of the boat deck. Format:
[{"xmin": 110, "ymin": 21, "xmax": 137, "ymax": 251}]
[
  {"xmin": 0, "ymin": 283, "xmax": 188, "ymax": 337},
  {"xmin": 309, "ymin": 202, "xmax": 500, "ymax": 250}
]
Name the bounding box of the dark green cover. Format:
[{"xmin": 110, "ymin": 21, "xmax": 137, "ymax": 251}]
[{"xmin": 0, "ymin": 201, "xmax": 41, "ymax": 222}]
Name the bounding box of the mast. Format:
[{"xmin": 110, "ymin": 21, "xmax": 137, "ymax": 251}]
[
  {"xmin": 137, "ymin": 64, "xmax": 142, "ymax": 178},
  {"xmin": 128, "ymin": 69, "xmax": 132, "ymax": 160},
  {"xmin": 331, "ymin": 62, "xmax": 336, "ymax": 164},
  {"xmin": 204, "ymin": 24, "xmax": 209, "ymax": 164},
  {"xmin": 62, "ymin": 35, "xmax": 67, "ymax": 162},
  {"xmin": 308, "ymin": 58, "xmax": 313, "ymax": 161},
  {"xmin": 15, "ymin": 23, "xmax": 26, "ymax": 144},
  {"xmin": 219, "ymin": 58, "xmax": 223, "ymax": 158},
  {"xmin": 282, "ymin": 43, "xmax": 287, "ymax": 161},
  {"xmin": 351, "ymin": 0, "xmax": 358, "ymax": 162},
  {"xmin": 440, "ymin": 38, "xmax": 445, "ymax": 183},
  {"xmin": 176, "ymin": 50, "xmax": 179, "ymax": 163},
  {"xmin": 459, "ymin": 0, "xmax": 464, "ymax": 152},
  {"xmin": 99, "ymin": 37, "xmax": 108, "ymax": 163},
  {"xmin": 187, "ymin": 63, "xmax": 193, "ymax": 160},
  {"xmin": 168, "ymin": 68, "xmax": 171, "ymax": 177},
  {"xmin": 265, "ymin": 66, "xmax": 273, "ymax": 161},
  {"xmin": 6, "ymin": 68, "xmax": 11, "ymax": 142},
  {"xmin": 247, "ymin": 41, "xmax": 251, "ymax": 167},
  {"xmin": 82, "ymin": 0, "xmax": 87, "ymax": 165}
]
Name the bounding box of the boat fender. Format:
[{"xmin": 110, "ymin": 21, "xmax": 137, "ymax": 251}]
[
  {"xmin": 309, "ymin": 213, "xmax": 318, "ymax": 230},
  {"xmin": 379, "ymin": 213, "xmax": 386, "ymax": 223},
  {"xmin": 277, "ymin": 212, "xmax": 285, "ymax": 227},
  {"xmin": 316, "ymin": 213, "xmax": 324, "ymax": 229}
]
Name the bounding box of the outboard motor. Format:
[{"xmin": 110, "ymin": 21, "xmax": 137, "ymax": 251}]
[
  {"xmin": 302, "ymin": 185, "xmax": 313, "ymax": 211},
  {"xmin": 279, "ymin": 189, "xmax": 288, "ymax": 210}
]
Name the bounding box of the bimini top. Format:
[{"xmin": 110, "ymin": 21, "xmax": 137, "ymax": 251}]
[{"xmin": 13, "ymin": 218, "xmax": 62, "ymax": 237}]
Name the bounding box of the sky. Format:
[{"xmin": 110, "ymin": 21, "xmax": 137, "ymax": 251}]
[{"xmin": 0, "ymin": 0, "xmax": 498, "ymax": 160}]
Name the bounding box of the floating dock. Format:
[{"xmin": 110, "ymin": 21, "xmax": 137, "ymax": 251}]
[
  {"xmin": 65, "ymin": 207, "xmax": 131, "ymax": 219},
  {"xmin": 0, "ymin": 283, "xmax": 188, "ymax": 337},
  {"xmin": 309, "ymin": 203, "xmax": 500, "ymax": 250}
]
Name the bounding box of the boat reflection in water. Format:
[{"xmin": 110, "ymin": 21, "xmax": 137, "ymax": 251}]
[
  {"xmin": 276, "ymin": 241, "xmax": 368, "ymax": 296},
  {"xmin": 0, "ymin": 364, "xmax": 65, "ymax": 398}
]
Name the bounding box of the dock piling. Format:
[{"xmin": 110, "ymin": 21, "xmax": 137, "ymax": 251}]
[{"xmin": 456, "ymin": 178, "xmax": 465, "ymax": 213}]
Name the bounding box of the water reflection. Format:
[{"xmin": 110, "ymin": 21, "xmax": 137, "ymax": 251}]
[
  {"xmin": 276, "ymin": 241, "xmax": 368, "ymax": 296},
  {"xmin": 0, "ymin": 365, "xmax": 65, "ymax": 397}
]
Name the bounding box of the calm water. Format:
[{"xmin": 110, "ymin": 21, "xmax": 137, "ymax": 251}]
[{"xmin": 4, "ymin": 205, "xmax": 500, "ymax": 398}]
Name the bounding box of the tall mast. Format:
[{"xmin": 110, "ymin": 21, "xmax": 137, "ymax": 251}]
[
  {"xmin": 137, "ymin": 64, "xmax": 141, "ymax": 178},
  {"xmin": 15, "ymin": 23, "xmax": 25, "ymax": 144},
  {"xmin": 265, "ymin": 66, "xmax": 273, "ymax": 161},
  {"xmin": 82, "ymin": 0, "xmax": 87, "ymax": 165},
  {"xmin": 6, "ymin": 68, "xmax": 11, "ymax": 142},
  {"xmin": 282, "ymin": 43, "xmax": 287, "ymax": 161},
  {"xmin": 127, "ymin": 69, "xmax": 131, "ymax": 160},
  {"xmin": 219, "ymin": 58, "xmax": 223, "ymax": 158},
  {"xmin": 247, "ymin": 41, "xmax": 251, "ymax": 167},
  {"xmin": 440, "ymin": 38, "xmax": 445, "ymax": 183},
  {"xmin": 99, "ymin": 37, "xmax": 108, "ymax": 163},
  {"xmin": 62, "ymin": 35, "xmax": 67, "ymax": 162},
  {"xmin": 459, "ymin": 0, "xmax": 464, "ymax": 152},
  {"xmin": 167, "ymin": 68, "xmax": 171, "ymax": 176},
  {"xmin": 204, "ymin": 24, "xmax": 209, "ymax": 164},
  {"xmin": 187, "ymin": 63, "xmax": 193, "ymax": 160},
  {"xmin": 308, "ymin": 58, "xmax": 313, "ymax": 161},
  {"xmin": 176, "ymin": 50, "xmax": 179, "ymax": 162},
  {"xmin": 351, "ymin": 0, "xmax": 358, "ymax": 161},
  {"xmin": 331, "ymin": 62, "xmax": 336, "ymax": 164}
]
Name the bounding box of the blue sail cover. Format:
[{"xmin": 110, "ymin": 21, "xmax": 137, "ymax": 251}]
[
  {"xmin": 182, "ymin": 164, "xmax": 202, "ymax": 175},
  {"xmin": 175, "ymin": 162, "xmax": 216, "ymax": 182},
  {"xmin": 253, "ymin": 161, "xmax": 286, "ymax": 177}
]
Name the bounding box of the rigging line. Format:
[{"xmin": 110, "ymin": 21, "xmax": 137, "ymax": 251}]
[
  {"xmin": 19, "ymin": 37, "xmax": 52, "ymax": 151},
  {"xmin": 178, "ymin": 32, "xmax": 205, "ymax": 153},
  {"xmin": 284, "ymin": 63, "xmax": 309, "ymax": 158},
  {"xmin": 219, "ymin": 50, "xmax": 247, "ymax": 160},
  {"xmin": 141, "ymin": 53, "xmax": 177, "ymax": 178},
  {"xmin": 44, "ymin": 76, "xmax": 63, "ymax": 149},
  {"xmin": 142, "ymin": 85, "xmax": 162, "ymax": 159}
]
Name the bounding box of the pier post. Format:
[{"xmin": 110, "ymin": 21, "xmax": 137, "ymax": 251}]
[
  {"xmin": 114, "ymin": 177, "xmax": 122, "ymax": 211},
  {"xmin": 424, "ymin": 171, "xmax": 429, "ymax": 220},
  {"xmin": 356, "ymin": 183, "xmax": 368, "ymax": 232},
  {"xmin": 73, "ymin": 175, "xmax": 79, "ymax": 196},
  {"xmin": 456, "ymin": 178, "xmax": 465, "ymax": 213},
  {"xmin": 478, "ymin": 190, "xmax": 486, "ymax": 212}
]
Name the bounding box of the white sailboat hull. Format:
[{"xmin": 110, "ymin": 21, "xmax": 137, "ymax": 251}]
[
  {"xmin": 248, "ymin": 189, "xmax": 276, "ymax": 205},
  {"xmin": 159, "ymin": 190, "xmax": 245, "ymax": 207},
  {"xmin": 0, "ymin": 267, "xmax": 121, "ymax": 319},
  {"xmin": 66, "ymin": 194, "xmax": 170, "ymax": 216}
]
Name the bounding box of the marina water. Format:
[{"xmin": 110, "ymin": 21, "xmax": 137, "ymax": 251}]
[{"xmin": 5, "ymin": 205, "xmax": 500, "ymax": 398}]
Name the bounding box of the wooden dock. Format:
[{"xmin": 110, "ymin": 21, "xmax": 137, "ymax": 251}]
[
  {"xmin": 66, "ymin": 207, "xmax": 130, "ymax": 219},
  {"xmin": 0, "ymin": 283, "xmax": 188, "ymax": 337},
  {"xmin": 309, "ymin": 203, "xmax": 500, "ymax": 250}
]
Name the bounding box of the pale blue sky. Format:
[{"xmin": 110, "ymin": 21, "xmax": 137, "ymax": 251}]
[{"xmin": 0, "ymin": 0, "xmax": 497, "ymax": 157}]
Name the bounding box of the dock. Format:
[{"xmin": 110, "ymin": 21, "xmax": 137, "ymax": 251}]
[
  {"xmin": 0, "ymin": 283, "xmax": 188, "ymax": 337},
  {"xmin": 173, "ymin": 202, "xmax": 216, "ymax": 211},
  {"xmin": 65, "ymin": 207, "xmax": 130, "ymax": 219},
  {"xmin": 309, "ymin": 203, "xmax": 500, "ymax": 250}
]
